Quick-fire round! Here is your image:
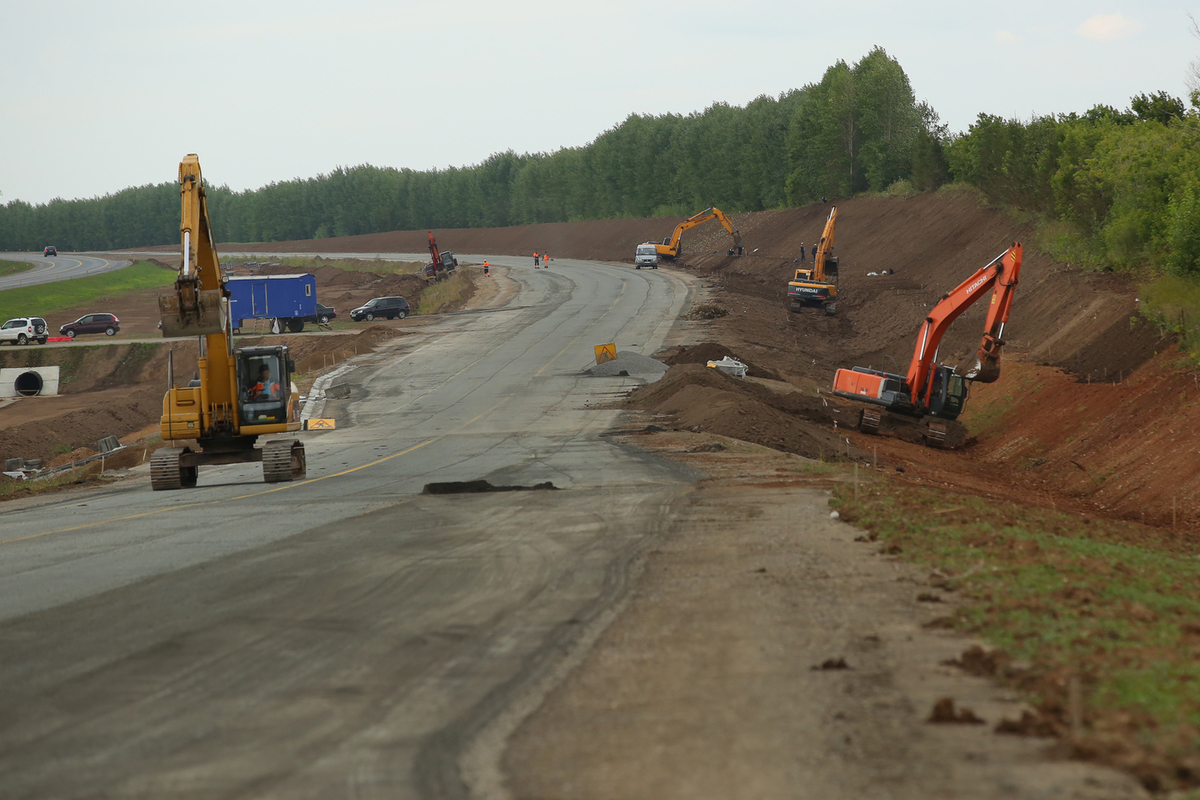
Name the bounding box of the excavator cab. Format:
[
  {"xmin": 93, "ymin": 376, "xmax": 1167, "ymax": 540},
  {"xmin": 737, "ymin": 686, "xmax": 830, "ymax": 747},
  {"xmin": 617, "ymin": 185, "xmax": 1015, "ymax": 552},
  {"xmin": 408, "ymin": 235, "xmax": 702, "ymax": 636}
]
[
  {"xmin": 236, "ymin": 346, "xmax": 295, "ymax": 429},
  {"xmin": 923, "ymin": 365, "xmax": 969, "ymax": 420}
]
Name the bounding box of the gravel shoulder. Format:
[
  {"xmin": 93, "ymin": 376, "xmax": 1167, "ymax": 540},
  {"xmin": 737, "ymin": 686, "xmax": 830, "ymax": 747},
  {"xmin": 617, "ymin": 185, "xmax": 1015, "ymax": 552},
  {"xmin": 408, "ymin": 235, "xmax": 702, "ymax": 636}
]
[{"xmin": 494, "ymin": 432, "xmax": 1148, "ymax": 800}]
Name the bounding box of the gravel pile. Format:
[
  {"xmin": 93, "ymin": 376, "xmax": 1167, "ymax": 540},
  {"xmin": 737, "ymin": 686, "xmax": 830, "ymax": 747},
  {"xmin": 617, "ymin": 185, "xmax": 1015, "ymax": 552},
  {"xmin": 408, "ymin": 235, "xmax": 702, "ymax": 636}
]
[{"xmin": 586, "ymin": 351, "xmax": 669, "ymax": 380}]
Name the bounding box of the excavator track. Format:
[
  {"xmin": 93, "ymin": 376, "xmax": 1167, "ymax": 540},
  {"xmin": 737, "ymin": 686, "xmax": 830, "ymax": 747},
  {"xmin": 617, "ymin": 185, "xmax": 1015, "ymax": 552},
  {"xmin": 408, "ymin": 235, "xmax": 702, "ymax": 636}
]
[
  {"xmin": 262, "ymin": 439, "xmax": 306, "ymax": 483},
  {"xmin": 923, "ymin": 421, "xmax": 949, "ymax": 448},
  {"xmin": 859, "ymin": 408, "xmax": 882, "ymax": 433},
  {"xmin": 150, "ymin": 447, "xmax": 198, "ymax": 491}
]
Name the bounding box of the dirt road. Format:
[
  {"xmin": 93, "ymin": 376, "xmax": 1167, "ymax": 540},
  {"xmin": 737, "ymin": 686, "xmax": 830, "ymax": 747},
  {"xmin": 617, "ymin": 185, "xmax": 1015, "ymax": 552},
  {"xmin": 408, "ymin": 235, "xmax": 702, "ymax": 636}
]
[{"xmin": 497, "ymin": 440, "xmax": 1147, "ymax": 799}]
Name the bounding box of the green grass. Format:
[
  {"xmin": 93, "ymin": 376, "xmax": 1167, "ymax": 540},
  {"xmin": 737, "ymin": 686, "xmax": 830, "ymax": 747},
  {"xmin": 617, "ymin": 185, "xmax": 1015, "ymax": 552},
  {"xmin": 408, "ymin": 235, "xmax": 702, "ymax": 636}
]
[
  {"xmin": 833, "ymin": 479, "xmax": 1200, "ymax": 791},
  {"xmin": 0, "ymin": 261, "xmax": 174, "ymax": 321},
  {"xmin": 1138, "ymin": 273, "xmax": 1200, "ymax": 360},
  {"xmin": 0, "ymin": 259, "xmax": 35, "ymax": 278},
  {"xmin": 416, "ymin": 271, "xmax": 471, "ymax": 315}
]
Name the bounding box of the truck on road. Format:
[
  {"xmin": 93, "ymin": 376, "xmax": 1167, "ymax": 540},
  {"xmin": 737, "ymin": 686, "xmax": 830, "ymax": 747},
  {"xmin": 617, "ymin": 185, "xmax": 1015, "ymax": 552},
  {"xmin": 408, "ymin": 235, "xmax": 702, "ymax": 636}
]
[{"xmin": 226, "ymin": 273, "xmax": 318, "ymax": 333}]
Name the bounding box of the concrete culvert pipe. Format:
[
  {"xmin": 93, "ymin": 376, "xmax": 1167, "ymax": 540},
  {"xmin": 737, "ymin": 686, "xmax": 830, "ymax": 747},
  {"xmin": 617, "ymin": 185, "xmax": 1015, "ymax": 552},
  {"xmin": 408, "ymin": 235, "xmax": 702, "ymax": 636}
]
[{"xmin": 15, "ymin": 371, "xmax": 44, "ymax": 397}]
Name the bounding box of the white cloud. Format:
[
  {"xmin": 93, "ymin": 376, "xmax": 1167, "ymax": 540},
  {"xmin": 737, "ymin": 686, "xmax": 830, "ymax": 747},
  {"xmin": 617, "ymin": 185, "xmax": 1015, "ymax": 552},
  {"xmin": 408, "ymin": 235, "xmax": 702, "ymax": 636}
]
[
  {"xmin": 995, "ymin": 30, "xmax": 1018, "ymax": 43},
  {"xmin": 1076, "ymin": 13, "xmax": 1142, "ymax": 42}
]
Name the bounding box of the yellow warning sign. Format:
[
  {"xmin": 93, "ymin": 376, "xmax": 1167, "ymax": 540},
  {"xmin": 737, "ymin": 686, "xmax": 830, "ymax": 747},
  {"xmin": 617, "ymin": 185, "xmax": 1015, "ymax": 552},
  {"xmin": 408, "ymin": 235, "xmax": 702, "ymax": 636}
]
[
  {"xmin": 304, "ymin": 418, "xmax": 337, "ymax": 430},
  {"xmin": 594, "ymin": 343, "xmax": 617, "ymax": 365}
]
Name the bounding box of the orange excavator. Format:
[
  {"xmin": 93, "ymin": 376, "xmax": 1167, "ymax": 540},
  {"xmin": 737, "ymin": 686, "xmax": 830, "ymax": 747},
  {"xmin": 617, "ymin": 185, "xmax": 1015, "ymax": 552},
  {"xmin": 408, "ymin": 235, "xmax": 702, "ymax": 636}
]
[
  {"xmin": 788, "ymin": 206, "xmax": 839, "ymax": 315},
  {"xmin": 654, "ymin": 206, "xmax": 743, "ymax": 260},
  {"xmin": 831, "ymin": 242, "xmax": 1022, "ymax": 448}
]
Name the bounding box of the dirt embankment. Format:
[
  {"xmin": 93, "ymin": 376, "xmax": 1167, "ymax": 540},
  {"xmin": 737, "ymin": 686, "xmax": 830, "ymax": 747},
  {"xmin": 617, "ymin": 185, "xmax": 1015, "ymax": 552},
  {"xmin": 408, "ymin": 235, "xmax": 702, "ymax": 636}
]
[{"xmin": 605, "ymin": 191, "xmax": 1188, "ymax": 529}]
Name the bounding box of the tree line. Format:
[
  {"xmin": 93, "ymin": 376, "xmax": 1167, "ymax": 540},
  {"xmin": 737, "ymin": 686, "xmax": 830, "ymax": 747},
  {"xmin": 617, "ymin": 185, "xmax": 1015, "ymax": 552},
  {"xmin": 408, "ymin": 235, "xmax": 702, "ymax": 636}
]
[
  {"xmin": 0, "ymin": 48, "xmax": 940, "ymax": 250},
  {"xmin": 2, "ymin": 45, "xmax": 1197, "ymax": 282}
]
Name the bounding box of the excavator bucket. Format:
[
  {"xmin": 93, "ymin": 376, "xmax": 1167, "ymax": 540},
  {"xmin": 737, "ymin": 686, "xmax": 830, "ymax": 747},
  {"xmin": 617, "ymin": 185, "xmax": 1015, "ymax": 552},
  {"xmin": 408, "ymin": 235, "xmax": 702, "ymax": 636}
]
[{"xmin": 158, "ymin": 276, "xmax": 226, "ymax": 338}]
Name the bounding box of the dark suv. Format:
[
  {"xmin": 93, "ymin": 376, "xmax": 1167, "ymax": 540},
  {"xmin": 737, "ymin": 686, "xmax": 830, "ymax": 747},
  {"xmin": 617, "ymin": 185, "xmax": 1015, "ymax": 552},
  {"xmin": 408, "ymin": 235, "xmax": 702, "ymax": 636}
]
[
  {"xmin": 60, "ymin": 313, "xmax": 121, "ymax": 338},
  {"xmin": 43, "ymin": 246, "xmax": 57, "ymax": 257},
  {"xmin": 350, "ymin": 296, "xmax": 410, "ymax": 321}
]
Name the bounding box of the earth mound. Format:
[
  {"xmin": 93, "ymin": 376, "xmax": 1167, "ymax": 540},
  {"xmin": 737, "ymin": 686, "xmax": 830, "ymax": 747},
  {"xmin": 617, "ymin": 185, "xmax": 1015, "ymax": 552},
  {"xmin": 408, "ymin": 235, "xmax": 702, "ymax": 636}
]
[
  {"xmin": 625, "ymin": 364, "xmax": 864, "ymax": 461},
  {"xmin": 656, "ymin": 341, "xmax": 783, "ymax": 381}
]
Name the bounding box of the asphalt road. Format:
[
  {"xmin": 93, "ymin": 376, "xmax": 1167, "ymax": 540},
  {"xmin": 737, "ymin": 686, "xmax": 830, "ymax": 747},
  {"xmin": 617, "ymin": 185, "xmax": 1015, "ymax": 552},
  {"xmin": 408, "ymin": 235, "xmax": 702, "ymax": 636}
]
[
  {"xmin": 0, "ymin": 258, "xmax": 696, "ymax": 799},
  {"xmin": 0, "ymin": 252, "xmax": 132, "ymax": 291}
]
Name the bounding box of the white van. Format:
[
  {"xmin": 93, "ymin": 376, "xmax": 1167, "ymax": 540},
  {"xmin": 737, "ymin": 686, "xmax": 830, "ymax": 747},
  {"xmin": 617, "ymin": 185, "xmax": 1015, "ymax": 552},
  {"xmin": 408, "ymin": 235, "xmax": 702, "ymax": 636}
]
[{"xmin": 635, "ymin": 243, "xmax": 659, "ymax": 270}]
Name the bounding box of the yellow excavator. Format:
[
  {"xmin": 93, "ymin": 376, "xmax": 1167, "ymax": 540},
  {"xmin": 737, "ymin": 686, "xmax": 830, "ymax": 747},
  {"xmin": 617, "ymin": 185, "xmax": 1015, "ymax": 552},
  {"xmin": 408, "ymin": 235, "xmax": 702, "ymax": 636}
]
[
  {"xmin": 654, "ymin": 206, "xmax": 743, "ymax": 260},
  {"xmin": 150, "ymin": 154, "xmax": 306, "ymax": 490},
  {"xmin": 788, "ymin": 206, "xmax": 839, "ymax": 316}
]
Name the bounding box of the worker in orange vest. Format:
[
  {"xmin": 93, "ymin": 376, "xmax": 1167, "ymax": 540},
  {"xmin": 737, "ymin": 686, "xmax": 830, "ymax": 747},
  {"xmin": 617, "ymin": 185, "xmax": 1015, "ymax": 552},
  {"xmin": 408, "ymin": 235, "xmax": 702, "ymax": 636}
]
[
  {"xmin": 483, "ymin": 260, "xmax": 490, "ymax": 276},
  {"xmin": 247, "ymin": 365, "xmax": 280, "ymax": 402},
  {"xmin": 533, "ymin": 251, "xmax": 540, "ymax": 268}
]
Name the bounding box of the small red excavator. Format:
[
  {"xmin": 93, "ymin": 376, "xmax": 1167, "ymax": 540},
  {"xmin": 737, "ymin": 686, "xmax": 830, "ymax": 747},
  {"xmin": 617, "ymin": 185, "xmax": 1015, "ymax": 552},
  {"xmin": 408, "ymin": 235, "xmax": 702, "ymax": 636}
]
[
  {"xmin": 424, "ymin": 231, "xmax": 456, "ymax": 280},
  {"xmin": 831, "ymin": 242, "xmax": 1022, "ymax": 448}
]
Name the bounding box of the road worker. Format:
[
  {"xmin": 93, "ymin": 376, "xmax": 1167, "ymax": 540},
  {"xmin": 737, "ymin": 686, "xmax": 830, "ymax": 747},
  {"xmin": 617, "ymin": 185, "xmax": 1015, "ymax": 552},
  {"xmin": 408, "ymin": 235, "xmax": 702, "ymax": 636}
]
[{"xmin": 248, "ymin": 365, "xmax": 280, "ymax": 402}]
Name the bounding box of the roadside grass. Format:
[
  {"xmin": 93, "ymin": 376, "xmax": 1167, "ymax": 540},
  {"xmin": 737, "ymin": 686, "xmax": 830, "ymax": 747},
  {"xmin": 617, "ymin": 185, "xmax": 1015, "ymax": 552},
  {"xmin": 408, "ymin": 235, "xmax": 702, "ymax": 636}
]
[
  {"xmin": 1138, "ymin": 274, "xmax": 1200, "ymax": 360},
  {"xmin": 0, "ymin": 259, "xmax": 35, "ymax": 278},
  {"xmin": 792, "ymin": 459, "xmax": 842, "ymax": 476},
  {"xmin": 417, "ymin": 272, "xmax": 471, "ymax": 315},
  {"xmin": 0, "ymin": 261, "xmax": 174, "ymax": 321},
  {"xmin": 832, "ymin": 478, "xmax": 1200, "ymax": 792},
  {"xmin": 264, "ymin": 256, "xmax": 426, "ymax": 275},
  {"xmin": 1, "ymin": 462, "xmax": 109, "ymax": 502},
  {"xmin": 0, "ymin": 433, "xmax": 163, "ymax": 504}
]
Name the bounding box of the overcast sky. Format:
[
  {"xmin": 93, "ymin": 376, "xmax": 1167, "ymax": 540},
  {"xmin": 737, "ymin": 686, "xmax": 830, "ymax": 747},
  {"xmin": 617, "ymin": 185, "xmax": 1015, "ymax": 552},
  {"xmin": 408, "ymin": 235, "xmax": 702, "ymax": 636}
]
[{"xmin": 2, "ymin": 1, "xmax": 1195, "ymax": 207}]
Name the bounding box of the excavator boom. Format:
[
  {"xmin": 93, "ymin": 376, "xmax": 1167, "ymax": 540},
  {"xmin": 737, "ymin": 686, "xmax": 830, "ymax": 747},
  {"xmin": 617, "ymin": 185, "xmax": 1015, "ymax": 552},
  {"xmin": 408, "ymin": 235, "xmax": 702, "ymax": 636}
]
[
  {"xmin": 654, "ymin": 206, "xmax": 742, "ymax": 259},
  {"xmin": 811, "ymin": 206, "xmax": 837, "ymax": 283},
  {"xmin": 905, "ymin": 242, "xmax": 1022, "ymax": 401},
  {"xmin": 159, "ymin": 156, "xmax": 226, "ymax": 339}
]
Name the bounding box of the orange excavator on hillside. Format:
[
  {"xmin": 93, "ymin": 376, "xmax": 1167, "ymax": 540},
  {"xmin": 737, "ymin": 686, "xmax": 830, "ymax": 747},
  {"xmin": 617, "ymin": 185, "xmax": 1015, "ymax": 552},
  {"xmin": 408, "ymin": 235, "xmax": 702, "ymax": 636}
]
[
  {"xmin": 788, "ymin": 206, "xmax": 839, "ymax": 315},
  {"xmin": 654, "ymin": 206, "xmax": 743, "ymax": 260},
  {"xmin": 831, "ymin": 242, "xmax": 1022, "ymax": 448}
]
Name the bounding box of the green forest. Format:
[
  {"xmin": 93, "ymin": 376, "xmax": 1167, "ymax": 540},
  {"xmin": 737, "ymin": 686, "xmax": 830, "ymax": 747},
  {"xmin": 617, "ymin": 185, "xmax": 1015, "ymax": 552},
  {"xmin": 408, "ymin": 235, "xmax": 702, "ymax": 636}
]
[{"xmin": 3, "ymin": 46, "xmax": 1198, "ymax": 290}]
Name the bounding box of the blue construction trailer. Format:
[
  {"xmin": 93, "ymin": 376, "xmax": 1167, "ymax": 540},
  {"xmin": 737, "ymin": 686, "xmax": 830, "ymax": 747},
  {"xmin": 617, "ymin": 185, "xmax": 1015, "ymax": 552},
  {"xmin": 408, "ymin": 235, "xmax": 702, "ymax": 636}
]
[{"xmin": 226, "ymin": 273, "xmax": 317, "ymax": 333}]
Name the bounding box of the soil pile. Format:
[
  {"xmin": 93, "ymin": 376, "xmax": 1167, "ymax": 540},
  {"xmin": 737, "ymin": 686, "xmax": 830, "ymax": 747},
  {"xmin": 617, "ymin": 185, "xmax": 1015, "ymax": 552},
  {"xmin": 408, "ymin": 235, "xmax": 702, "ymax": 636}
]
[
  {"xmin": 656, "ymin": 341, "xmax": 783, "ymax": 381},
  {"xmin": 625, "ymin": 364, "xmax": 863, "ymax": 461},
  {"xmin": 586, "ymin": 351, "xmax": 668, "ymax": 379}
]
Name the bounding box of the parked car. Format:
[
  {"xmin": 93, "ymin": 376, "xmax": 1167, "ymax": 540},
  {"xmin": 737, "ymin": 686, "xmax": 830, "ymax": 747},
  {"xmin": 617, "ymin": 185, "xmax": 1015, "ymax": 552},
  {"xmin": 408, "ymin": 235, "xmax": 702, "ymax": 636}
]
[
  {"xmin": 308, "ymin": 303, "xmax": 337, "ymax": 324},
  {"xmin": 60, "ymin": 313, "xmax": 121, "ymax": 338},
  {"xmin": 43, "ymin": 246, "xmax": 57, "ymax": 257},
  {"xmin": 349, "ymin": 296, "xmax": 410, "ymax": 321},
  {"xmin": 0, "ymin": 317, "xmax": 49, "ymax": 345}
]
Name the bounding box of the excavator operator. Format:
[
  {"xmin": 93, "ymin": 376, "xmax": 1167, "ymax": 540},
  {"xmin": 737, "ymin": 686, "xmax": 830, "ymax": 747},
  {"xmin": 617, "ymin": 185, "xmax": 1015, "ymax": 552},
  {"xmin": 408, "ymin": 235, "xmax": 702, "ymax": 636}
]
[{"xmin": 248, "ymin": 365, "xmax": 280, "ymax": 402}]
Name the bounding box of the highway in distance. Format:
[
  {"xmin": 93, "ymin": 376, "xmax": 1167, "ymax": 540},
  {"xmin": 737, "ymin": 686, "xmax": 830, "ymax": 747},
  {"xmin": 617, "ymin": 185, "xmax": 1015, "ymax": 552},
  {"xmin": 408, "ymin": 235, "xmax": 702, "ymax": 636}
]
[{"xmin": 0, "ymin": 252, "xmax": 132, "ymax": 291}]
